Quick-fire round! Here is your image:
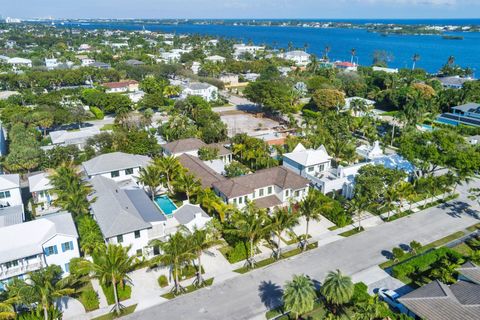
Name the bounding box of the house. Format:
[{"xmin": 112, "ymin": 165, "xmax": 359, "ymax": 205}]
[
  {"xmin": 437, "ymin": 76, "xmax": 473, "ymax": 89},
  {"xmin": 191, "ymin": 62, "xmax": 201, "ymax": 74},
  {"xmin": 181, "ymin": 82, "xmax": 218, "ymax": 102},
  {"xmin": 171, "ymin": 203, "xmax": 212, "ymax": 233},
  {"xmin": 219, "ymin": 73, "xmax": 239, "ymax": 86},
  {"xmin": 372, "ymin": 66, "xmax": 398, "ymax": 74},
  {"xmin": 0, "ymin": 212, "xmax": 80, "ymax": 289},
  {"xmin": 160, "ymin": 51, "xmax": 182, "ymax": 62},
  {"xmin": 212, "ymin": 166, "xmax": 309, "ymax": 210},
  {"xmin": 90, "ymin": 61, "xmax": 111, "ymax": 69},
  {"xmin": 7, "ymin": 57, "xmax": 32, "ymax": 68},
  {"xmin": 398, "ymin": 262, "xmax": 480, "ymax": 320},
  {"xmin": 178, "ymin": 154, "xmax": 227, "ymax": 189},
  {"xmin": 47, "ymin": 128, "xmax": 101, "ymax": 150},
  {"xmin": 243, "ymin": 73, "xmax": 260, "ymax": 82},
  {"xmin": 205, "ymin": 55, "xmax": 226, "ymax": 63},
  {"xmin": 355, "ymin": 141, "xmax": 383, "ymax": 160},
  {"xmin": 45, "ymin": 58, "xmax": 59, "ymax": 70},
  {"xmin": 280, "ymin": 51, "xmax": 311, "ymax": 66},
  {"xmin": 102, "ymin": 80, "xmax": 139, "ymax": 93},
  {"xmin": 0, "ymin": 174, "xmax": 24, "ymax": 226},
  {"xmin": 467, "ymin": 135, "xmax": 480, "ymax": 145},
  {"xmin": 82, "ymin": 152, "xmax": 151, "ymax": 181},
  {"xmin": 283, "ymin": 143, "xmax": 332, "ymax": 178},
  {"xmin": 124, "ymin": 59, "xmax": 145, "ymax": 67},
  {"xmin": 78, "ymin": 44, "xmax": 92, "ymax": 52},
  {"xmin": 80, "ymin": 58, "xmax": 95, "ymax": 66},
  {"xmin": 88, "ymin": 176, "xmax": 167, "ymax": 257},
  {"xmin": 0, "ymin": 91, "xmax": 20, "ymax": 100},
  {"xmin": 162, "ymin": 138, "xmax": 232, "ymax": 163},
  {"xmin": 437, "ymin": 103, "xmax": 480, "ymax": 127},
  {"xmin": 233, "ymin": 44, "xmax": 265, "ymax": 58},
  {"xmin": 334, "ymin": 61, "xmax": 357, "ymax": 71},
  {"xmin": 28, "ymin": 172, "xmax": 57, "ymax": 215}
]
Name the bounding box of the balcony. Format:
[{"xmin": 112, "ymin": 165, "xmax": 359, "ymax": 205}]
[{"xmin": 0, "ymin": 260, "xmax": 44, "ymax": 280}]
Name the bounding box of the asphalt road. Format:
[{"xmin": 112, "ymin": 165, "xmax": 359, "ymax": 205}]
[{"xmin": 126, "ymin": 181, "xmax": 479, "ymax": 320}]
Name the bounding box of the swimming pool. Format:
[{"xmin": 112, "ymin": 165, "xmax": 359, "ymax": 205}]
[{"xmin": 154, "ymin": 195, "xmax": 177, "ymax": 216}]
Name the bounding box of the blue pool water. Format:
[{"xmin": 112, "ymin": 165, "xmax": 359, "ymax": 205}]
[
  {"xmin": 435, "ymin": 117, "xmax": 459, "ymax": 126},
  {"xmin": 154, "ymin": 195, "xmax": 177, "ymax": 215}
]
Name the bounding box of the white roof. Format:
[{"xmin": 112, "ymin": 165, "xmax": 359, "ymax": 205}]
[
  {"xmin": 0, "ymin": 212, "xmax": 77, "ymax": 264},
  {"xmin": 82, "ymin": 152, "xmax": 151, "ymax": 176},
  {"xmin": 283, "ymin": 143, "xmax": 332, "ymax": 167},
  {"xmin": 28, "ymin": 172, "xmax": 53, "ymax": 193},
  {"xmin": 373, "ymin": 66, "xmax": 398, "ymax": 74},
  {"xmin": 344, "ymin": 97, "xmax": 375, "ymax": 109},
  {"xmin": 8, "ymin": 57, "xmax": 32, "ymax": 64},
  {"xmin": 205, "ymin": 55, "xmax": 225, "ymax": 61},
  {"xmin": 49, "ymin": 128, "xmax": 100, "ymax": 145},
  {"xmin": 0, "ymin": 174, "xmax": 20, "ymax": 191},
  {"xmin": 0, "ymin": 91, "xmax": 20, "ymax": 100},
  {"xmin": 356, "ymin": 141, "xmax": 384, "ymax": 160},
  {"xmin": 284, "ymin": 50, "xmax": 311, "ymax": 58}
]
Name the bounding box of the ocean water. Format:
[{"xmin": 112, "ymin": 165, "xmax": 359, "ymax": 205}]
[{"xmin": 58, "ymin": 20, "xmax": 480, "ymax": 74}]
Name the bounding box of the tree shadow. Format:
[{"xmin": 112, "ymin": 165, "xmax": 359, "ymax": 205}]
[
  {"xmin": 443, "ymin": 201, "xmax": 478, "ymax": 219},
  {"xmin": 399, "ymin": 243, "xmax": 410, "ymax": 252},
  {"xmin": 258, "ymin": 280, "xmax": 284, "ymax": 310},
  {"xmin": 381, "ymin": 250, "xmax": 393, "ymax": 260}
]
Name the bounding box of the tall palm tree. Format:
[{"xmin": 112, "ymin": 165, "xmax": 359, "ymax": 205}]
[
  {"xmin": 349, "ymin": 196, "xmax": 368, "ymax": 230},
  {"xmin": 384, "ymin": 185, "xmax": 399, "ymax": 220},
  {"xmin": 184, "ymin": 226, "xmax": 221, "ymax": 286},
  {"xmin": 350, "ymin": 48, "xmax": 356, "ymax": 65},
  {"xmin": 150, "ymin": 232, "xmax": 196, "ymax": 295},
  {"xmin": 298, "ymin": 190, "xmax": 327, "ymax": 250},
  {"xmin": 283, "ymin": 274, "xmax": 317, "ymax": 320},
  {"xmin": 307, "ymin": 55, "xmax": 320, "ymax": 74},
  {"xmin": 324, "ymin": 45, "xmax": 331, "ymax": 61},
  {"xmin": 79, "ymin": 245, "xmax": 138, "ymax": 315},
  {"xmin": 224, "ymin": 203, "xmax": 271, "ymax": 268},
  {"xmin": 7, "ymin": 265, "xmax": 76, "ymax": 320},
  {"xmin": 154, "ymin": 156, "xmax": 182, "ymax": 193},
  {"xmin": 270, "ymin": 207, "xmax": 299, "ymax": 259},
  {"xmin": 412, "ymin": 53, "xmax": 420, "ymax": 70},
  {"xmin": 321, "ymin": 269, "xmax": 354, "ymax": 314},
  {"xmin": 447, "ymin": 55, "xmax": 455, "ymax": 66},
  {"xmin": 175, "ymin": 173, "xmax": 201, "ymax": 202},
  {"xmin": 136, "ymin": 165, "xmax": 163, "ymax": 200},
  {"xmin": 77, "ymin": 215, "xmax": 105, "ymax": 256}
]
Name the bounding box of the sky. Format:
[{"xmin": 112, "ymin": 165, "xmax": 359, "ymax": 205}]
[{"xmin": 1, "ymin": 0, "xmax": 480, "ymax": 19}]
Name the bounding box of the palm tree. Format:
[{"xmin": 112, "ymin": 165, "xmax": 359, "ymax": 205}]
[
  {"xmin": 77, "ymin": 215, "xmax": 105, "ymax": 256},
  {"xmin": 298, "ymin": 190, "xmax": 327, "ymax": 250},
  {"xmin": 8, "ymin": 265, "xmax": 76, "ymax": 320},
  {"xmin": 384, "ymin": 185, "xmax": 399, "ymax": 220},
  {"xmin": 0, "ymin": 297, "xmax": 16, "ymax": 320},
  {"xmin": 136, "ymin": 165, "xmax": 163, "ymax": 200},
  {"xmin": 412, "ymin": 53, "xmax": 420, "ymax": 70},
  {"xmin": 447, "ymin": 55, "xmax": 455, "ymax": 66},
  {"xmin": 307, "ymin": 55, "xmax": 320, "ymax": 73},
  {"xmin": 184, "ymin": 226, "xmax": 221, "ymax": 286},
  {"xmin": 224, "ymin": 203, "xmax": 271, "ymax": 268},
  {"xmin": 270, "ymin": 207, "xmax": 299, "ymax": 259},
  {"xmin": 350, "ymin": 48, "xmax": 356, "ymax": 65},
  {"xmin": 324, "ymin": 45, "xmax": 331, "ymax": 61},
  {"xmin": 175, "ymin": 173, "xmax": 201, "ymax": 202},
  {"xmin": 349, "ymin": 196, "xmax": 368, "ymax": 230},
  {"xmin": 321, "ymin": 269, "xmax": 354, "ymax": 314},
  {"xmin": 283, "ymin": 274, "xmax": 317, "ymax": 320},
  {"xmin": 150, "ymin": 232, "xmax": 195, "ymax": 294},
  {"xmin": 163, "ymin": 85, "xmax": 181, "ymax": 98},
  {"xmin": 154, "ymin": 156, "xmax": 182, "ymax": 193},
  {"xmin": 79, "ymin": 245, "xmax": 138, "ymax": 315}
]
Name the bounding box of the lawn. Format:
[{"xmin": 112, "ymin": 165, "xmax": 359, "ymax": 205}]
[
  {"xmin": 383, "ymin": 210, "xmax": 414, "ymax": 222},
  {"xmin": 101, "ymin": 284, "xmax": 132, "ymax": 306},
  {"xmin": 161, "ymin": 278, "xmax": 214, "ymax": 299},
  {"xmin": 466, "ymin": 223, "xmax": 480, "ymax": 232},
  {"xmin": 91, "ymin": 304, "xmax": 137, "ymax": 320},
  {"xmin": 76, "ymin": 281, "xmax": 100, "ymax": 312},
  {"xmin": 100, "ymin": 123, "xmax": 115, "ymax": 131},
  {"xmin": 452, "ymin": 243, "xmax": 474, "ymax": 256},
  {"xmin": 339, "ymin": 227, "xmax": 364, "ymax": 237}
]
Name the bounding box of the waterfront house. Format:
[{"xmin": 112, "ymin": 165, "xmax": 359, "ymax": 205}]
[
  {"xmin": 233, "ymin": 44, "xmax": 265, "ymax": 58},
  {"xmin": 437, "ymin": 76, "xmax": 473, "ymax": 89},
  {"xmin": 212, "ymin": 166, "xmax": 309, "ymax": 210},
  {"xmin": 334, "ymin": 61, "xmax": 357, "ymax": 72},
  {"xmin": 437, "ymin": 103, "xmax": 480, "ymax": 127},
  {"xmin": 82, "ymin": 152, "xmax": 151, "ymax": 182},
  {"xmin": 102, "ymin": 80, "xmax": 139, "ymax": 93},
  {"xmin": 0, "ymin": 174, "xmax": 24, "ymax": 226},
  {"xmin": 279, "ymin": 51, "xmax": 311, "ymax": 66},
  {"xmin": 372, "ymin": 66, "xmax": 398, "ymax": 74},
  {"xmin": 181, "ymin": 82, "xmax": 219, "ymax": 102},
  {"xmin": 0, "ymin": 212, "xmax": 80, "ymax": 289}
]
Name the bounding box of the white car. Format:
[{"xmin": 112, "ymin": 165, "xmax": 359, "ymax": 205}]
[{"xmin": 378, "ymin": 288, "xmax": 408, "ymax": 314}]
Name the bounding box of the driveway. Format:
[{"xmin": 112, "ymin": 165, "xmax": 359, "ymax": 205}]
[{"xmin": 125, "ymin": 188, "xmax": 479, "ymax": 320}]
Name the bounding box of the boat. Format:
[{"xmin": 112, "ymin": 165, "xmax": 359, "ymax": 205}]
[{"xmin": 442, "ymin": 35, "xmax": 464, "ymax": 40}]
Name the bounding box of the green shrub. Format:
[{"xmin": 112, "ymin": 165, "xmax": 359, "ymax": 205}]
[
  {"xmin": 90, "ymin": 106, "xmax": 105, "ymax": 120},
  {"xmin": 80, "ymin": 288, "xmax": 100, "ymax": 311},
  {"xmin": 392, "ymin": 247, "xmax": 405, "ymax": 261},
  {"xmin": 157, "ymin": 275, "xmax": 168, "ymax": 288},
  {"xmin": 222, "ymin": 242, "xmax": 251, "ymax": 264},
  {"xmin": 352, "ymin": 282, "xmax": 370, "ymax": 303},
  {"xmin": 101, "ymin": 284, "xmax": 132, "ymax": 305}
]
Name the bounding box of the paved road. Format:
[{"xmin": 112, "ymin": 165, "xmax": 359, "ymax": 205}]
[{"xmin": 126, "ymin": 181, "xmax": 479, "ymax": 320}]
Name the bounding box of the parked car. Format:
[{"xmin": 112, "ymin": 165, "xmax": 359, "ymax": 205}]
[{"xmin": 378, "ymin": 287, "xmax": 408, "ymax": 314}]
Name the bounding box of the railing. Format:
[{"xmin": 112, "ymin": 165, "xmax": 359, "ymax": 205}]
[{"xmin": 0, "ymin": 262, "xmax": 43, "ymax": 279}]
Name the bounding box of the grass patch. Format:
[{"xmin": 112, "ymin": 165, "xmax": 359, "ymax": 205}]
[
  {"xmin": 77, "ymin": 281, "xmax": 100, "ymax": 312},
  {"xmin": 379, "ymin": 230, "xmax": 466, "ymax": 269},
  {"xmin": 452, "ymin": 243, "xmax": 474, "ymax": 256},
  {"xmin": 383, "ymin": 210, "xmax": 414, "ymax": 222},
  {"xmin": 417, "ymin": 194, "xmax": 459, "ymax": 211},
  {"xmin": 339, "ymin": 227, "xmax": 364, "ymax": 237},
  {"xmin": 161, "ymin": 278, "xmax": 214, "ymax": 299},
  {"xmin": 234, "ymin": 243, "xmax": 318, "ymax": 274},
  {"xmin": 466, "ymin": 223, "xmax": 480, "ymax": 232},
  {"xmin": 328, "ymin": 226, "xmax": 339, "ymax": 231},
  {"xmin": 100, "ymin": 123, "xmax": 115, "ymax": 131},
  {"xmin": 91, "ymin": 304, "xmax": 137, "ymax": 320},
  {"xmin": 101, "ymin": 284, "xmax": 131, "ymax": 306}
]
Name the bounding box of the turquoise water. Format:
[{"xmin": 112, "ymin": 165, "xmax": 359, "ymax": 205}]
[
  {"xmin": 55, "ymin": 19, "xmax": 480, "ymax": 73},
  {"xmin": 154, "ymin": 195, "xmax": 177, "ymax": 215},
  {"xmin": 435, "ymin": 117, "xmax": 459, "ymax": 126}
]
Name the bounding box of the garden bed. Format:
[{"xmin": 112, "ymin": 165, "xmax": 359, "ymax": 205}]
[
  {"xmin": 339, "ymin": 227, "xmax": 364, "ymax": 237},
  {"xmin": 161, "ymin": 278, "xmax": 214, "ymax": 299},
  {"xmin": 101, "ymin": 284, "xmax": 132, "ymax": 306},
  {"xmin": 77, "ymin": 281, "xmax": 100, "ymax": 312},
  {"xmin": 91, "ymin": 304, "xmax": 137, "ymax": 320}
]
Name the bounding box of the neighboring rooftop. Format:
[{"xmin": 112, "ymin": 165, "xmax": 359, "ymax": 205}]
[
  {"xmin": 172, "ymin": 203, "xmax": 211, "ymax": 232},
  {"xmin": 178, "ymin": 154, "xmax": 227, "ymax": 189},
  {"xmin": 162, "ymin": 138, "xmax": 206, "ymax": 154},
  {"xmin": 82, "ymin": 152, "xmax": 151, "ymax": 176},
  {"xmin": 184, "ymin": 82, "xmax": 215, "ymax": 90},
  {"xmin": 452, "ymin": 102, "xmax": 480, "ymax": 114},
  {"xmin": 0, "ymin": 205, "xmax": 24, "ymax": 228},
  {"xmin": 28, "ymin": 172, "xmax": 53, "ymax": 193},
  {"xmin": 0, "ymin": 174, "xmax": 20, "ymax": 191},
  {"xmin": 102, "ymin": 80, "xmax": 139, "ymax": 89},
  {"xmin": 49, "ymin": 128, "xmax": 100, "ymax": 146},
  {"xmin": 283, "ymin": 143, "xmax": 332, "ymax": 167}
]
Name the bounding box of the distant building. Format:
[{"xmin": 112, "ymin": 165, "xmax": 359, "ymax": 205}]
[
  {"xmin": 82, "ymin": 152, "xmax": 151, "ymax": 182},
  {"xmin": 162, "ymin": 138, "xmax": 232, "ymax": 163},
  {"xmin": 372, "ymin": 66, "xmax": 398, "ymax": 74},
  {"xmin": 437, "ymin": 102, "xmax": 480, "ymax": 127},
  {"xmin": 7, "ymin": 57, "xmax": 32, "ymax": 68},
  {"xmin": 47, "ymin": 128, "xmax": 101, "ymax": 150},
  {"xmin": 280, "ymin": 51, "xmax": 311, "ymax": 66},
  {"xmin": 334, "ymin": 61, "xmax": 357, "ymax": 72},
  {"xmin": 0, "ymin": 174, "xmax": 24, "ymax": 225},
  {"xmin": 102, "ymin": 80, "xmax": 139, "ymax": 93},
  {"xmin": 0, "ymin": 91, "xmax": 19, "ymax": 101},
  {"xmin": 125, "ymin": 59, "xmax": 145, "ymax": 67},
  {"xmin": 28, "ymin": 172, "xmax": 57, "ymax": 215},
  {"xmin": 181, "ymin": 82, "xmax": 218, "ymax": 102},
  {"xmin": 191, "ymin": 62, "xmax": 201, "ymax": 74},
  {"xmin": 233, "ymin": 44, "xmax": 265, "ymax": 58},
  {"xmin": 219, "ymin": 73, "xmax": 239, "ymax": 86},
  {"xmin": 205, "ymin": 55, "xmax": 226, "ymax": 63},
  {"xmin": 437, "ymin": 76, "xmax": 474, "ymax": 89}
]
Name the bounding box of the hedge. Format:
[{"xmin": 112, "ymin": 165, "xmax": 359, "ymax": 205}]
[
  {"xmin": 219, "ymin": 242, "xmax": 252, "ymax": 264},
  {"xmin": 90, "ymin": 106, "xmax": 105, "ymax": 120},
  {"xmin": 101, "ymin": 284, "xmax": 132, "ymax": 306},
  {"xmin": 79, "ymin": 288, "xmax": 100, "ymax": 311},
  {"xmin": 352, "ymin": 282, "xmax": 370, "ymax": 304},
  {"xmin": 157, "ymin": 275, "xmax": 169, "ymax": 288},
  {"xmin": 392, "ymin": 247, "xmax": 463, "ymax": 280}
]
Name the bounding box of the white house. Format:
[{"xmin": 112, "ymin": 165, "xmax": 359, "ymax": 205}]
[
  {"xmin": 373, "ymin": 66, "xmax": 398, "ymax": 74},
  {"xmin": 283, "ymin": 143, "xmax": 332, "ymax": 178},
  {"xmin": 181, "ymin": 82, "xmax": 218, "ymax": 102},
  {"xmin": 45, "ymin": 58, "xmax": 59, "ymax": 70},
  {"xmin": 280, "ymin": 51, "xmax": 311, "ymax": 66},
  {"xmin": 0, "ymin": 174, "xmax": 23, "ymax": 209},
  {"xmin": 205, "ymin": 55, "xmax": 226, "ymax": 63},
  {"xmin": 212, "ymin": 166, "xmax": 309, "ymax": 210},
  {"xmin": 356, "ymin": 141, "xmax": 383, "ymax": 160},
  {"xmin": 219, "ymin": 73, "xmax": 239, "ymax": 86},
  {"xmin": 47, "ymin": 127, "xmax": 101, "ymax": 150},
  {"xmin": 191, "ymin": 61, "xmax": 201, "ymax": 74},
  {"xmin": 80, "ymin": 58, "xmax": 95, "ymax": 66},
  {"xmin": 7, "ymin": 57, "xmax": 32, "ymax": 68},
  {"xmin": 170, "ymin": 203, "xmax": 212, "ymax": 233},
  {"xmin": 159, "ymin": 51, "xmax": 182, "ymax": 63},
  {"xmin": 0, "ymin": 212, "xmax": 80, "ymax": 289},
  {"xmin": 102, "ymin": 80, "xmax": 139, "ymax": 93},
  {"xmin": 28, "ymin": 172, "xmax": 58, "ymax": 215},
  {"xmin": 233, "ymin": 44, "xmax": 265, "ymax": 58},
  {"xmin": 82, "ymin": 152, "xmax": 151, "ymax": 182}
]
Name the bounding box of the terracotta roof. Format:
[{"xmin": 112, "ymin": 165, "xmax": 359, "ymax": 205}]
[
  {"xmin": 102, "ymin": 80, "xmax": 138, "ymax": 89},
  {"xmin": 178, "ymin": 154, "xmax": 226, "ymax": 189},
  {"xmin": 213, "ymin": 166, "xmax": 309, "ymax": 198}
]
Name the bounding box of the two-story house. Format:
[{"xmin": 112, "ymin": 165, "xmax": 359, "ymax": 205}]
[
  {"xmin": 0, "ymin": 174, "xmax": 24, "ymax": 227},
  {"xmin": 0, "ymin": 212, "xmax": 79, "ymax": 289},
  {"xmin": 28, "ymin": 172, "xmax": 59, "ymax": 216},
  {"xmin": 102, "ymin": 80, "xmax": 139, "ymax": 93},
  {"xmin": 283, "ymin": 143, "xmax": 332, "ymax": 178},
  {"xmin": 82, "ymin": 152, "xmax": 151, "ymax": 182},
  {"xmin": 181, "ymin": 82, "xmax": 218, "ymax": 102},
  {"xmin": 212, "ymin": 167, "xmax": 309, "ymax": 210}
]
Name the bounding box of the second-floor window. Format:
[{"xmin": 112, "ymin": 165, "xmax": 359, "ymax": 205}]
[
  {"xmin": 61, "ymin": 241, "xmax": 74, "ymax": 252},
  {"xmin": 134, "ymin": 230, "xmax": 141, "ymax": 239},
  {"xmin": 111, "ymin": 171, "xmax": 120, "ymax": 178},
  {"xmin": 117, "ymin": 235, "xmax": 123, "ymax": 243},
  {"xmin": 5, "ymin": 260, "xmax": 18, "ymax": 268},
  {"xmin": 125, "ymin": 168, "xmax": 134, "ymax": 175},
  {"xmin": 267, "ymin": 186, "xmax": 273, "ymax": 195},
  {"xmin": 259, "ymin": 189, "xmax": 264, "ymax": 197},
  {"xmin": 0, "ymin": 191, "xmax": 11, "ymax": 199},
  {"xmin": 44, "ymin": 245, "xmax": 58, "ymax": 256}
]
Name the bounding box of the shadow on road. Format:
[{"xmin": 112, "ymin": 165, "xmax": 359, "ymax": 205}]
[
  {"xmin": 381, "ymin": 250, "xmax": 393, "ymax": 260},
  {"xmin": 441, "ymin": 201, "xmax": 478, "ymax": 219},
  {"xmin": 258, "ymin": 280, "xmax": 283, "ymax": 310}
]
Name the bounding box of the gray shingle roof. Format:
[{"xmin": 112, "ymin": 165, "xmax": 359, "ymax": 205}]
[
  {"xmin": 89, "ymin": 176, "xmax": 162, "ymax": 238},
  {"xmin": 173, "ymin": 204, "xmax": 209, "ymax": 225},
  {"xmin": 0, "ymin": 205, "xmax": 24, "ymax": 227},
  {"xmin": 83, "ymin": 152, "xmax": 151, "ymax": 176},
  {"xmin": 162, "ymin": 138, "xmax": 206, "ymax": 154},
  {"xmin": 0, "ymin": 174, "xmax": 20, "ymax": 191},
  {"xmin": 458, "ymin": 262, "xmax": 480, "ymax": 284},
  {"xmin": 178, "ymin": 154, "xmax": 227, "ymax": 189}
]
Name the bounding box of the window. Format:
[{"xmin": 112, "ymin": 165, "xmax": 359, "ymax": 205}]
[
  {"xmin": 319, "ymin": 164, "xmax": 325, "ymax": 172},
  {"xmin": 259, "ymin": 189, "xmax": 264, "ymax": 197},
  {"xmin": 125, "ymin": 168, "xmax": 134, "ymax": 175},
  {"xmin": 64, "ymin": 263, "xmax": 70, "ymax": 273},
  {"xmin": 117, "ymin": 235, "xmax": 123, "ymax": 243},
  {"xmin": 136, "ymin": 249, "xmax": 142, "ymax": 257},
  {"xmin": 61, "ymin": 241, "xmax": 74, "ymax": 252},
  {"xmin": 308, "ymin": 167, "xmax": 314, "ymax": 172},
  {"xmin": 0, "ymin": 191, "xmax": 11, "ymax": 199},
  {"xmin": 232, "ymin": 198, "xmax": 237, "ymax": 204},
  {"xmin": 5, "ymin": 260, "xmax": 18, "ymax": 268},
  {"xmin": 134, "ymin": 230, "xmax": 141, "ymax": 239},
  {"xmin": 267, "ymin": 186, "xmax": 273, "ymax": 195},
  {"xmin": 111, "ymin": 171, "xmax": 120, "ymax": 178},
  {"xmin": 294, "ymin": 190, "xmax": 300, "ymax": 197},
  {"xmin": 285, "ymin": 190, "xmax": 290, "ymax": 197},
  {"xmin": 238, "ymin": 197, "xmax": 243, "ymax": 204},
  {"xmin": 244, "ymin": 196, "xmax": 248, "ymax": 203},
  {"xmin": 44, "ymin": 245, "xmax": 58, "ymax": 256}
]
